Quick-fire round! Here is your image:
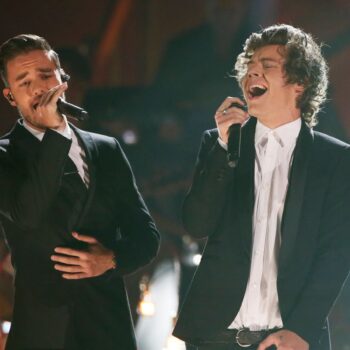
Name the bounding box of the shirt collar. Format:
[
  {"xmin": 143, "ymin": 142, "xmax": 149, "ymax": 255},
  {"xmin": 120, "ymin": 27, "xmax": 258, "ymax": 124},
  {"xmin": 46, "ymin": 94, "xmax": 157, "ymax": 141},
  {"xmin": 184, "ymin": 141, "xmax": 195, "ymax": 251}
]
[
  {"xmin": 255, "ymin": 118, "xmax": 301, "ymax": 150},
  {"xmin": 22, "ymin": 118, "xmax": 72, "ymax": 141}
]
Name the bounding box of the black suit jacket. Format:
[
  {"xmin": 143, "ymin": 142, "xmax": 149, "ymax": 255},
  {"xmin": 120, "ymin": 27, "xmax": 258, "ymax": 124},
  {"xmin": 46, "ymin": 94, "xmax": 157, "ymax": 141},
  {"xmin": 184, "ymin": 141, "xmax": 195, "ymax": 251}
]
[
  {"xmin": 173, "ymin": 117, "xmax": 350, "ymax": 349},
  {"xmin": 0, "ymin": 121, "xmax": 160, "ymax": 349}
]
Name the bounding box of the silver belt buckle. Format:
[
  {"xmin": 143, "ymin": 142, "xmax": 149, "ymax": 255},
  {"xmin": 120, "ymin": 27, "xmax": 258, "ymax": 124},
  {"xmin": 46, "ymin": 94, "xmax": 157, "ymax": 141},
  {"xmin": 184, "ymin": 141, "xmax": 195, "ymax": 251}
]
[{"xmin": 236, "ymin": 328, "xmax": 253, "ymax": 348}]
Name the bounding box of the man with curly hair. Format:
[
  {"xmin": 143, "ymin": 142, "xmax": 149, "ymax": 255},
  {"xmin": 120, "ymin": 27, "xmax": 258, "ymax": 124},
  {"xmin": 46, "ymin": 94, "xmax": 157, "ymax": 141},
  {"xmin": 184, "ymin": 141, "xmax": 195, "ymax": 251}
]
[{"xmin": 173, "ymin": 24, "xmax": 350, "ymax": 350}]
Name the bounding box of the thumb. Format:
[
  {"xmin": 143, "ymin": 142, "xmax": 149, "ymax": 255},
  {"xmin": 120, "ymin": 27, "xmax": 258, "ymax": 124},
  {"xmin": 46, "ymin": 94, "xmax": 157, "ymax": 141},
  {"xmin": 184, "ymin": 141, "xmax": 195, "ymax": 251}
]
[
  {"xmin": 257, "ymin": 334, "xmax": 277, "ymax": 350},
  {"xmin": 72, "ymin": 232, "xmax": 98, "ymax": 244}
]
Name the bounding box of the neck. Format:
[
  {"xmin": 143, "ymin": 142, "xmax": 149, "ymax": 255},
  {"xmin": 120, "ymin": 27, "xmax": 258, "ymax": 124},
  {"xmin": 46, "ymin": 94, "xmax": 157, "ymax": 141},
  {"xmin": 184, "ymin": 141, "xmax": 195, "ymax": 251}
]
[
  {"xmin": 23, "ymin": 119, "xmax": 46, "ymax": 133},
  {"xmin": 23, "ymin": 117, "xmax": 67, "ymax": 133},
  {"xmin": 257, "ymin": 112, "xmax": 301, "ymax": 129}
]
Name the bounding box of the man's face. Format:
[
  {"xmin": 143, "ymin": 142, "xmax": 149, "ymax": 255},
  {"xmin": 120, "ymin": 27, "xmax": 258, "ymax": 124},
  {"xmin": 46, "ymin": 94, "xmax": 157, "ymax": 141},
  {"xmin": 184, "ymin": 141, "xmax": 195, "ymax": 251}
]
[
  {"xmin": 3, "ymin": 49, "xmax": 62, "ymax": 127},
  {"xmin": 242, "ymin": 45, "xmax": 303, "ymax": 126}
]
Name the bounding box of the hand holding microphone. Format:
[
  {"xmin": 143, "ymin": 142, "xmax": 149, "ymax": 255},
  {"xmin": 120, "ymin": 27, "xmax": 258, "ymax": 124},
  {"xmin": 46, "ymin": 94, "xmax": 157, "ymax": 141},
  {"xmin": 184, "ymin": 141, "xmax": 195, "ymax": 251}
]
[
  {"xmin": 31, "ymin": 82, "xmax": 89, "ymax": 132},
  {"xmin": 215, "ymin": 97, "xmax": 249, "ymax": 167},
  {"xmin": 31, "ymin": 82, "xmax": 69, "ymax": 131}
]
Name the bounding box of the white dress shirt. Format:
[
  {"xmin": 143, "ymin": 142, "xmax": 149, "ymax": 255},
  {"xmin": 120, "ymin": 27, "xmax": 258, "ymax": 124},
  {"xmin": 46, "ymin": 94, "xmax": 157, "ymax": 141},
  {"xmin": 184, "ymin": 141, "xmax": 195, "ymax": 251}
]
[
  {"xmin": 224, "ymin": 118, "xmax": 301, "ymax": 330},
  {"xmin": 22, "ymin": 119, "xmax": 89, "ymax": 187}
]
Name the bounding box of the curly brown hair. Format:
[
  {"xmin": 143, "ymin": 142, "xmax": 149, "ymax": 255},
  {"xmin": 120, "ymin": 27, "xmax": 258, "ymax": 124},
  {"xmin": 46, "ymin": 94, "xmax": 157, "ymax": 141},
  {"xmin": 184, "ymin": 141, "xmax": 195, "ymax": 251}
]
[{"xmin": 234, "ymin": 24, "xmax": 328, "ymax": 127}]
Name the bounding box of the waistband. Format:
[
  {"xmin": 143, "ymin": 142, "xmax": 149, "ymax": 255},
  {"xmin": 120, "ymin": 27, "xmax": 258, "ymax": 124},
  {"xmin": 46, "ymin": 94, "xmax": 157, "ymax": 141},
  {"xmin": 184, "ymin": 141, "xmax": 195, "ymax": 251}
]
[{"xmin": 198, "ymin": 328, "xmax": 280, "ymax": 347}]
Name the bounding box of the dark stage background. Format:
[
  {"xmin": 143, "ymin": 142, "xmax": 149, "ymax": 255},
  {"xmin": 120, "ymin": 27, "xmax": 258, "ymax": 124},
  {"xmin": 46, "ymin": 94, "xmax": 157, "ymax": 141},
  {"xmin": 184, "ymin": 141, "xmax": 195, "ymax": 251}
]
[{"xmin": 0, "ymin": 1, "xmax": 349, "ymax": 349}]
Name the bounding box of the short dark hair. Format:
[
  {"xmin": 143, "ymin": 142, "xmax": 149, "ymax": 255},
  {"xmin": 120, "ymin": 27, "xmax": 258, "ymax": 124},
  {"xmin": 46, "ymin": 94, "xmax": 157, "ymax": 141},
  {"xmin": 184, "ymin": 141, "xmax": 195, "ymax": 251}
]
[
  {"xmin": 0, "ymin": 34, "xmax": 63, "ymax": 86},
  {"xmin": 234, "ymin": 24, "xmax": 329, "ymax": 127}
]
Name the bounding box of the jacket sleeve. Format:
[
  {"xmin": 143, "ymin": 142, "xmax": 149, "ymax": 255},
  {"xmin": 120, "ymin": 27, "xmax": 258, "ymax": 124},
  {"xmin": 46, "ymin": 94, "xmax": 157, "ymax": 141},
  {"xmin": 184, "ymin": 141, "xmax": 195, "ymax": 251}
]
[
  {"xmin": 182, "ymin": 130, "xmax": 235, "ymax": 238},
  {"xmin": 110, "ymin": 139, "xmax": 160, "ymax": 276},
  {"xmin": 284, "ymin": 146, "xmax": 350, "ymax": 346},
  {"xmin": 0, "ymin": 129, "xmax": 71, "ymax": 230}
]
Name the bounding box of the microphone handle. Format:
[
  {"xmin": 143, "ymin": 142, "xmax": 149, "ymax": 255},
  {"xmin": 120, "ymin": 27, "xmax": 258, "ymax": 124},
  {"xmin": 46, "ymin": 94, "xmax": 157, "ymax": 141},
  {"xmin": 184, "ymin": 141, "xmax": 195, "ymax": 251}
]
[
  {"xmin": 57, "ymin": 98, "xmax": 89, "ymax": 122},
  {"xmin": 227, "ymin": 124, "xmax": 241, "ymax": 168},
  {"xmin": 227, "ymin": 102, "xmax": 247, "ymax": 168}
]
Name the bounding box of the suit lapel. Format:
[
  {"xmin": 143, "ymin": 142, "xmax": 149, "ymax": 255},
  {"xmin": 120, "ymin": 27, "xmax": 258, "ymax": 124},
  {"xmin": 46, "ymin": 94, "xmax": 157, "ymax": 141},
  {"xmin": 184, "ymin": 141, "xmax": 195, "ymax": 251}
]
[
  {"xmin": 69, "ymin": 124, "xmax": 98, "ymax": 227},
  {"xmin": 6, "ymin": 121, "xmax": 97, "ymax": 230},
  {"xmin": 278, "ymin": 122, "xmax": 314, "ymax": 274},
  {"xmin": 235, "ymin": 117, "xmax": 256, "ymax": 257},
  {"xmin": 8, "ymin": 120, "xmax": 41, "ymax": 165}
]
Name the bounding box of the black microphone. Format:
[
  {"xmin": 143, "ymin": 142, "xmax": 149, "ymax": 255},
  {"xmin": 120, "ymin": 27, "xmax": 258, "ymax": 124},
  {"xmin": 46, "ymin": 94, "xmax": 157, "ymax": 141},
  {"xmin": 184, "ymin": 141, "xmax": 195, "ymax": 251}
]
[
  {"xmin": 57, "ymin": 98, "xmax": 89, "ymax": 122},
  {"xmin": 227, "ymin": 102, "xmax": 247, "ymax": 168}
]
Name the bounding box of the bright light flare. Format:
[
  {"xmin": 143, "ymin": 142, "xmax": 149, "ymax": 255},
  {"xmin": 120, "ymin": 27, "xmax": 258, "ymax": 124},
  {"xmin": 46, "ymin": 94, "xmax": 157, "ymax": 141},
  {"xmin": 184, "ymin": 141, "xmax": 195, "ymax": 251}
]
[
  {"xmin": 192, "ymin": 254, "xmax": 202, "ymax": 266},
  {"xmin": 137, "ymin": 291, "xmax": 155, "ymax": 316},
  {"xmin": 1, "ymin": 321, "xmax": 11, "ymax": 334}
]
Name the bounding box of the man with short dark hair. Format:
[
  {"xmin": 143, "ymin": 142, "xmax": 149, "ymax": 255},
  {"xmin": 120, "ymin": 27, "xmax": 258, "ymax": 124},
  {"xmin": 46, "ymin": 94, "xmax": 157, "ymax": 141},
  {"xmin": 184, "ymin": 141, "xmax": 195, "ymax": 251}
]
[
  {"xmin": 0, "ymin": 34, "xmax": 160, "ymax": 350},
  {"xmin": 173, "ymin": 24, "xmax": 350, "ymax": 350}
]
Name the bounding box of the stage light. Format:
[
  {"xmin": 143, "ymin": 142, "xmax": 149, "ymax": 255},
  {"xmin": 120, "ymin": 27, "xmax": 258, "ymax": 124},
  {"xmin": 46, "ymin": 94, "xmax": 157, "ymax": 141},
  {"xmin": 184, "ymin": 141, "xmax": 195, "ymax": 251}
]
[
  {"xmin": 192, "ymin": 254, "xmax": 202, "ymax": 266},
  {"xmin": 1, "ymin": 321, "xmax": 11, "ymax": 334},
  {"xmin": 181, "ymin": 235, "xmax": 201, "ymax": 266},
  {"xmin": 135, "ymin": 260, "xmax": 181, "ymax": 350},
  {"xmin": 137, "ymin": 275, "xmax": 155, "ymax": 317},
  {"xmin": 137, "ymin": 291, "xmax": 155, "ymax": 317},
  {"xmin": 122, "ymin": 129, "xmax": 138, "ymax": 144}
]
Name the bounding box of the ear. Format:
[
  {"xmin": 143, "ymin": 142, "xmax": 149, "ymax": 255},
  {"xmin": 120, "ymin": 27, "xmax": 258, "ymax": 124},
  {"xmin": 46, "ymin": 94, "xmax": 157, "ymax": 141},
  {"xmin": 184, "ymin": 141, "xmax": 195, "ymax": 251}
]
[
  {"xmin": 59, "ymin": 68, "xmax": 70, "ymax": 83},
  {"xmin": 3, "ymin": 88, "xmax": 17, "ymax": 107}
]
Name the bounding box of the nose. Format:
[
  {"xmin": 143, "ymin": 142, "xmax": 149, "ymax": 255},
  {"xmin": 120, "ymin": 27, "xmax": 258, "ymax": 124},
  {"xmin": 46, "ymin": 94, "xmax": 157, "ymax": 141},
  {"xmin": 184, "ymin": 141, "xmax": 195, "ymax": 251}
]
[
  {"xmin": 30, "ymin": 80, "xmax": 47, "ymax": 96},
  {"xmin": 247, "ymin": 63, "xmax": 262, "ymax": 78}
]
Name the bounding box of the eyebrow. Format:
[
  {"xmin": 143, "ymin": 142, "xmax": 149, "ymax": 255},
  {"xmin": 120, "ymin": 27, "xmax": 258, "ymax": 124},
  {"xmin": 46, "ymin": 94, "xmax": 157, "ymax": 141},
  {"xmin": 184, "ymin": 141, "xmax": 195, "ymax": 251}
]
[
  {"xmin": 261, "ymin": 58, "xmax": 280, "ymax": 64},
  {"xmin": 248, "ymin": 57, "xmax": 281, "ymax": 65},
  {"xmin": 15, "ymin": 68, "xmax": 54, "ymax": 82},
  {"xmin": 15, "ymin": 72, "xmax": 28, "ymax": 82}
]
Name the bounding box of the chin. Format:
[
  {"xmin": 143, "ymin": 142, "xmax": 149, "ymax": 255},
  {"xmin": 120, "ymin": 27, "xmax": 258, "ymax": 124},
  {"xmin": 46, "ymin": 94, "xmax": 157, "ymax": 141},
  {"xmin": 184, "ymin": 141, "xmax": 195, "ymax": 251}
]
[
  {"xmin": 248, "ymin": 101, "xmax": 272, "ymax": 117},
  {"xmin": 247, "ymin": 105, "xmax": 262, "ymax": 118}
]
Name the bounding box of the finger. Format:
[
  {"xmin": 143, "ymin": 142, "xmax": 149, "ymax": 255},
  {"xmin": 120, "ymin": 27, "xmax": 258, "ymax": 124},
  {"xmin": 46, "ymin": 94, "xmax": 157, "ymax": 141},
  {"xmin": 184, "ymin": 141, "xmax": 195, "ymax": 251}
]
[
  {"xmin": 216, "ymin": 116, "xmax": 247, "ymax": 144},
  {"xmin": 54, "ymin": 247, "xmax": 86, "ymax": 258},
  {"xmin": 40, "ymin": 82, "xmax": 67, "ymax": 106},
  {"xmin": 216, "ymin": 116, "xmax": 248, "ymax": 130},
  {"xmin": 39, "ymin": 88, "xmax": 57, "ymax": 107},
  {"xmin": 219, "ymin": 106, "xmax": 248, "ymax": 118},
  {"xmin": 216, "ymin": 104, "xmax": 247, "ymax": 116},
  {"xmin": 217, "ymin": 96, "xmax": 245, "ymax": 113},
  {"xmin": 72, "ymin": 232, "xmax": 98, "ymax": 244},
  {"xmin": 257, "ymin": 335, "xmax": 279, "ymax": 350},
  {"xmin": 39, "ymin": 83, "xmax": 64, "ymax": 106},
  {"xmin": 215, "ymin": 111, "xmax": 247, "ymax": 124},
  {"xmin": 62, "ymin": 273, "xmax": 90, "ymax": 280},
  {"xmin": 51, "ymin": 254, "xmax": 81, "ymax": 265},
  {"xmin": 217, "ymin": 96, "xmax": 240, "ymax": 112},
  {"xmin": 49, "ymin": 82, "xmax": 68, "ymax": 105},
  {"xmin": 54, "ymin": 264, "xmax": 85, "ymax": 273}
]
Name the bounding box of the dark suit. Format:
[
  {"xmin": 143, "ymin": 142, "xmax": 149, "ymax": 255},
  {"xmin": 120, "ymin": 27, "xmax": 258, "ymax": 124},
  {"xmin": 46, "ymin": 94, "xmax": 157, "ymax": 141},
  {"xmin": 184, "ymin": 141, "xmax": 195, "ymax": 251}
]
[
  {"xmin": 0, "ymin": 120, "xmax": 160, "ymax": 349},
  {"xmin": 173, "ymin": 117, "xmax": 350, "ymax": 350}
]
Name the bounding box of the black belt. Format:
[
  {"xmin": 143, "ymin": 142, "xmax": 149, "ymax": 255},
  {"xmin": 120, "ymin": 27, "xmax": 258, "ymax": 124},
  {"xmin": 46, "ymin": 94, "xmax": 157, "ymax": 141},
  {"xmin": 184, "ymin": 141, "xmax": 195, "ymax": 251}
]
[{"xmin": 198, "ymin": 328, "xmax": 280, "ymax": 347}]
